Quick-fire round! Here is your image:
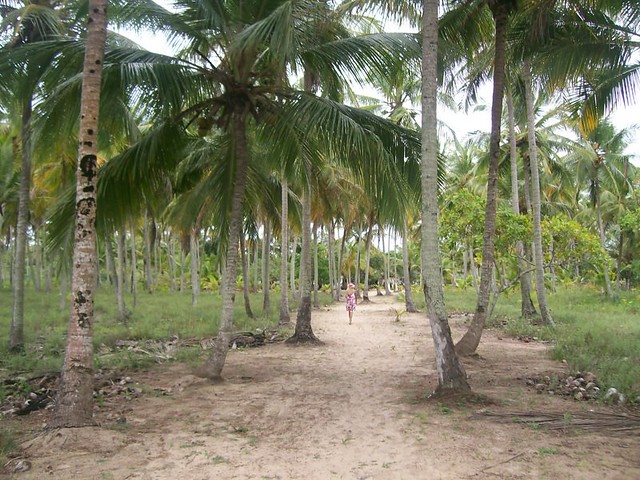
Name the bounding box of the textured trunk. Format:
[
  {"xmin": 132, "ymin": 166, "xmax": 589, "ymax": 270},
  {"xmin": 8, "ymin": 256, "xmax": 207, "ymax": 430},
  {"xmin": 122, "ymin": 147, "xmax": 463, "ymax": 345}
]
[
  {"xmin": 594, "ymin": 180, "xmax": 614, "ymax": 299},
  {"xmin": 253, "ymin": 239, "xmax": 259, "ymax": 294},
  {"xmin": 240, "ymin": 234, "xmax": 254, "ymax": 319},
  {"xmin": 143, "ymin": 210, "xmax": 153, "ymax": 292},
  {"xmin": 381, "ymin": 226, "xmax": 391, "ymax": 295},
  {"xmin": 116, "ymin": 228, "xmax": 127, "ymax": 322},
  {"xmin": 507, "ymin": 91, "xmax": 537, "ymax": 319},
  {"xmin": 288, "ymin": 181, "xmax": 318, "ymax": 343},
  {"xmin": 52, "ymin": 0, "xmax": 107, "ymax": 427},
  {"xmin": 279, "ymin": 177, "xmax": 290, "ymax": 324},
  {"xmin": 166, "ymin": 233, "xmax": 176, "ymax": 292},
  {"xmin": 197, "ymin": 110, "xmax": 250, "ymax": 380},
  {"xmin": 363, "ymin": 218, "xmax": 373, "ymax": 302},
  {"xmin": 402, "ymin": 219, "xmax": 417, "ymax": 312},
  {"xmin": 129, "ymin": 218, "xmax": 138, "ymax": 307},
  {"xmin": 422, "ymin": 0, "xmax": 469, "ymax": 393},
  {"xmin": 313, "ymin": 223, "xmax": 319, "ymax": 308},
  {"xmin": 328, "ymin": 220, "xmax": 336, "ymax": 299},
  {"xmin": 523, "ymin": 61, "xmax": 554, "ymax": 325},
  {"xmin": 9, "ymin": 101, "xmax": 32, "ymax": 353},
  {"xmin": 290, "ymin": 235, "xmax": 298, "ymax": 301},
  {"xmin": 179, "ymin": 246, "xmax": 186, "ymax": 294},
  {"xmin": 456, "ymin": 2, "xmax": 510, "ymax": 356},
  {"xmin": 262, "ymin": 221, "xmax": 271, "ymax": 315},
  {"xmin": 190, "ymin": 228, "xmax": 199, "ymax": 306}
]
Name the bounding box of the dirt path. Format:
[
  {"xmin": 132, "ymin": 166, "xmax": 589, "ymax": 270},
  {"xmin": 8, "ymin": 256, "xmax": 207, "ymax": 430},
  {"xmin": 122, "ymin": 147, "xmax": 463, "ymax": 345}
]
[{"xmin": 6, "ymin": 294, "xmax": 640, "ymax": 479}]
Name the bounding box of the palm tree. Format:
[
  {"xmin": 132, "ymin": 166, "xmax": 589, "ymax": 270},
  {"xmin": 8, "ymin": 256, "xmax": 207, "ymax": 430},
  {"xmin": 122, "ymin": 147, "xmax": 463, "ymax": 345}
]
[
  {"xmin": 422, "ymin": 0, "xmax": 469, "ymax": 393},
  {"xmin": 455, "ymin": 0, "xmax": 519, "ymax": 356},
  {"xmin": 51, "ymin": 0, "xmax": 108, "ymax": 428},
  {"xmin": 567, "ymin": 119, "xmax": 631, "ymax": 299}
]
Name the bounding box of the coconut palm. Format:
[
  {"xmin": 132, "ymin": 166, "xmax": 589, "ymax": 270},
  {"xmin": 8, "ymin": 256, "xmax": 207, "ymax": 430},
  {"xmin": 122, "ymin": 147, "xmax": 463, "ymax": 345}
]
[{"xmin": 50, "ymin": 0, "xmax": 108, "ymax": 428}]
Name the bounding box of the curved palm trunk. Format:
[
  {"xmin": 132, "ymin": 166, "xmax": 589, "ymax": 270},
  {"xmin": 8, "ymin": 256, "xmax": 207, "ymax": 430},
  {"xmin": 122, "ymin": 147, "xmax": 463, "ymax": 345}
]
[
  {"xmin": 362, "ymin": 218, "xmax": 373, "ymax": 303},
  {"xmin": 52, "ymin": 0, "xmax": 107, "ymax": 427},
  {"xmin": 506, "ymin": 91, "xmax": 537, "ymax": 319},
  {"xmin": 279, "ymin": 177, "xmax": 290, "ymax": 324},
  {"xmin": 240, "ymin": 234, "xmax": 254, "ymax": 319},
  {"xmin": 196, "ymin": 110, "xmax": 250, "ymax": 380},
  {"xmin": 288, "ymin": 180, "xmax": 319, "ymax": 344},
  {"xmin": 402, "ymin": 219, "xmax": 417, "ymax": 312},
  {"xmin": 594, "ymin": 180, "xmax": 614, "ymax": 299},
  {"xmin": 9, "ymin": 101, "xmax": 32, "ymax": 353},
  {"xmin": 422, "ymin": 0, "xmax": 469, "ymax": 393},
  {"xmin": 522, "ymin": 61, "xmax": 554, "ymax": 325},
  {"xmin": 456, "ymin": 2, "xmax": 510, "ymax": 356}
]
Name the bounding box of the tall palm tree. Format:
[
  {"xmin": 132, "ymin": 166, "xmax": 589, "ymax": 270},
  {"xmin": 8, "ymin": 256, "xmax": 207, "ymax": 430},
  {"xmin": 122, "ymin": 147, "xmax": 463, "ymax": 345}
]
[
  {"xmin": 51, "ymin": 0, "xmax": 108, "ymax": 428},
  {"xmin": 422, "ymin": 0, "xmax": 469, "ymax": 393},
  {"xmin": 455, "ymin": 0, "xmax": 519, "ymax": 356}
]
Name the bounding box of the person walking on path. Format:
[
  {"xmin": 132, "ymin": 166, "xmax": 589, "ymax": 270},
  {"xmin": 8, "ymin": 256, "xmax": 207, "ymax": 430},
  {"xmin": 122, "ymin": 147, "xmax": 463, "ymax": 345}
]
[{"xmin": 346, "ymin": 282, "xmax": 357, "ymax": 324}]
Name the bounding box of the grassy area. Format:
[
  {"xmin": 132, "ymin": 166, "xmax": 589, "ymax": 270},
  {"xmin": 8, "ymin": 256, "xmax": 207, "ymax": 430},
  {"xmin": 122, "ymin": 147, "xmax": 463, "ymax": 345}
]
[
  {"xmin": 430, "ymin": 285, "xmax": 640, "ymax": 401},
  {"xmin": 0, "ymin": 287, "xmax": 330, "ymax": 380},
  {"xmin": 1, "ymin": 284, "xmax": 639, "ymax": 402}
]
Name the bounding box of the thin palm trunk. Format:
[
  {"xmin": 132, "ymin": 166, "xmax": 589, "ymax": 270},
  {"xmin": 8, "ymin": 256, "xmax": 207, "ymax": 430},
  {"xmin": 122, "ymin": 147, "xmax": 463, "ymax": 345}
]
[
  {"xmin": 130, "ymin": 217, "xmax": 138, "ymax": 307},
  {"xmin": 422, "ymin": 0, "xmax": 469, "ymax": 393},
  {"xmin": 290, "ymin": 234, "xmax": 298, "ymax": 301},
  {"xmin": 52, "ymin": 0, "xmax": 107, "ymax": 427},
  {"xmin": 262, "ymin": 221, "xmax": 271, "ymax": 315},
  {"xmin": 143, "ymin": 210, "xmax": 153, "ymax": 292},
  {"xmin": 595, "ymin": 180, "xmax": 614, "ymax": 299},
  {"xmin": 197, "ymin": 110, "xmax": 250, "ymax": 380},
  {"xmin": 9, "ymin": 101, "xmax": 32, "ymax": 353},
  {"xmin": 313, "ymin": 223, "xmax": 319, "ymax": 308},
  {"xmin": 328, "ymin": 220, "xmax": 336, "ymax": 299},
  {"xmin": 240, "ymin": 234, "xmax": 254, "ymax": 319},
  {"xmin": 362, "ymin": 217, "xmax": 373, "ymax": 303},
  {"xmin": 507, "ymin": 91, "xmax": 537, "ymax": 319},
  {"xmin": 116, "ymin": 228, "xmax": 127, "ymax": 323},
  {"xmin": 456, "ymin": 1, "xmax": 511, "ymax": 356},
  {"xmin": 190, "ymin": 227, "xmax": 199, "ymax": 306},
  {"xmin": 402, "ymin": 219, "xmax": 417, "ymax": 312},
  {"xmin": 288, "ymin": 180, "xmax": 318, "ymax": 343},
  {"xmin": 522, "ymin": 60, "xmax": 554, "ymax": 325},
  {"xmin": 279, "ymin": 177, "xmax": 290, "ymax": 324}
]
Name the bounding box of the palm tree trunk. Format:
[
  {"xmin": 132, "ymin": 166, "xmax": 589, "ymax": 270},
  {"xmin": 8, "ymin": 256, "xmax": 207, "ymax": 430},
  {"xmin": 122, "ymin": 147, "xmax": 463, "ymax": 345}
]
[
  {"xmin": 402, "ymin": 219, "xmax": 417, "ymax": 312},
  {"xmin": 313, "ymin": 223, "xmax": 319, "ymax": 308},
  {"xmin": 197, "ymin": 110, "xmax": 251, "ymax": 380},
  {"xmin": 262, "ymin": 221, "xmax": 271, "ymax": 315},
  {"xmin": 328, "ymin": 219, "xmax": 337, "ymax": 299},
  {"xmin": 116, "ymin": 228, "xmax": 128, "ymax": 323},
  {"xmin": 288, "ymin": 180, "xmax": 318, "ymax": 343},
  {"xmin": 363, "ymin": 217, "xmax": 373, "ymax": 303},
  {"xmin": 594, "ymin": 180, "xmax": 614, "ymax": 299},
  {"xmin": 9, "ymin": 100, "xmax": 32, "ymax": 353},
  {"xmin": 190, "ymin": 227, "xmax": 199, "ymax": 306},
  {"xmin": 422, "ymin": 0, "xmax": 469, "ymax": 393},
  {"xmin": 507, "ymin": 91, "xmax": 537, "ymax": 319},
  {"xmin": 130, "ymin": 217, "xmax": 138, "ymax": 307},
  {"xmin": 456, "ymin": 1, "xmax": 511, "ymax": 356},
  {"xmin": 279, "ymin": 177, "xmax": 290, "ymax": 324},
  {"xmin": 143, "ymin": 210, "xmax": 153, "ymax": 293},
  {"xmin": 52, "ymin": 0, "xmax": 107, "ymax": 427},
  {"xmin": 522, "ymin": 60, "xmax": 554, "ymax": 325},
  {"xmin": 290, "ymin": 234, "xmax": 298, "ymax": 301},
  {"xmin": 240, "ymin": 234, "xmax": 254, "ymax": 319}
]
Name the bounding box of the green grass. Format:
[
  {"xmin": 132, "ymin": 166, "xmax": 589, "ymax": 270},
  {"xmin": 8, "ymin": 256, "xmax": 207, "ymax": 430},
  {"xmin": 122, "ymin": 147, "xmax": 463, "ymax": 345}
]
[
  {"xmin": 431, "ymin": 285, "xmax": 640, "ymax": 401},
  {"xmin": 0, "ymin": 286, "xmax": 333, "ymax": 386}
]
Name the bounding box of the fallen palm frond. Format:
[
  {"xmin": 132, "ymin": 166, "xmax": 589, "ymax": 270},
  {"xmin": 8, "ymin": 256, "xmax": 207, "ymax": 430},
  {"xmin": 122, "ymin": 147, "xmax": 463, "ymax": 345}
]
[{"xmin": 472, "ymin": 410, "xmax": 640, "ymax": 436}]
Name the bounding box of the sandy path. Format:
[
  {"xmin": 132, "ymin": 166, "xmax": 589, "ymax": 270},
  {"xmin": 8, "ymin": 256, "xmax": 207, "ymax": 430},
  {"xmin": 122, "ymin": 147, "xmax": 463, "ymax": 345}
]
[{"xmin": 10, "ymin": 294, "xmax": 640, "ymax": 480}]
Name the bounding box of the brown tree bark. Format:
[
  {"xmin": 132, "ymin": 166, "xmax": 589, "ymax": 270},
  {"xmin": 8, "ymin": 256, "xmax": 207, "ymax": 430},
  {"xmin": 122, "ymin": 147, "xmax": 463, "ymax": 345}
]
[{"xmin": 52, "ymin": 0, "xmax": 108, "ymax": 427}]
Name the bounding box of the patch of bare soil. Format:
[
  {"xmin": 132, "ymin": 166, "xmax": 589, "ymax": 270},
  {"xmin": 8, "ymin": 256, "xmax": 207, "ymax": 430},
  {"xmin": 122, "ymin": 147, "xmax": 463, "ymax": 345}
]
[{"xmin": 3, "ymin": 295, "xmax": 640, "ymax": 480}]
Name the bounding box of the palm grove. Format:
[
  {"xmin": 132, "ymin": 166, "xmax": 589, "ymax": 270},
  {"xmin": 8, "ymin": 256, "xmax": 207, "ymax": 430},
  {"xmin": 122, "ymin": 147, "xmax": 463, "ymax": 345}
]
[{"xmin": 0, "ymin": 0, "xmax": 638, "ymax": 426}]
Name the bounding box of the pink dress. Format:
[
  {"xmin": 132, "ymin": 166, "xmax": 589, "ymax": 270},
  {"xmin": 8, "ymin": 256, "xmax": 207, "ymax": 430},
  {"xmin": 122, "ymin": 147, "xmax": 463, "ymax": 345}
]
[{"xmin": 346, "ymin": 292, "xmax": 356, "ymax": 312}]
